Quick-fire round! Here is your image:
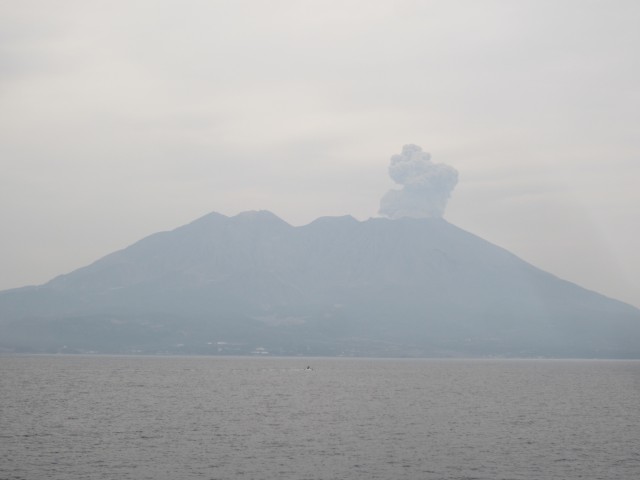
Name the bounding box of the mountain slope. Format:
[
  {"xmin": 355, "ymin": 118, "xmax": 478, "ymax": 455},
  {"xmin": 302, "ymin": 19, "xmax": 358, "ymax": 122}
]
[{"xmin": 1, "ymin": 211, "xmax": 639, "ymax": 357}]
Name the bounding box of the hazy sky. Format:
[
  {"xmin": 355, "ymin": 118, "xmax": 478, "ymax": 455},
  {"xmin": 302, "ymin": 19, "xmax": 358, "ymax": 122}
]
[{"xmin": 1, "ymin": 0, "xmax": 639, "ymax": 307}]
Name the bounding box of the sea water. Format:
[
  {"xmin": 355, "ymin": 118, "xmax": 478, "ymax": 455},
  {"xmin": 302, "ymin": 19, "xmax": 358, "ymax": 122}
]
[{"xmin": 1, "ymin": 355, "xmax": 639, "ymax": 480}]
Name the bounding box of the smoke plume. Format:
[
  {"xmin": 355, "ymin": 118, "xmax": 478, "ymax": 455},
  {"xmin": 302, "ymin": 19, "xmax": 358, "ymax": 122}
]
[{"xmin": 379, "ymin": 144, "xmax": 458, "ymax": 219}]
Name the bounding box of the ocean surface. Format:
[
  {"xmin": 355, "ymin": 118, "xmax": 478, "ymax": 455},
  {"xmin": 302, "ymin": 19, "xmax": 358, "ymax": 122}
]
[{"xmin": 1, "ymin": 356, "xmax": 639, "ymax": 480}]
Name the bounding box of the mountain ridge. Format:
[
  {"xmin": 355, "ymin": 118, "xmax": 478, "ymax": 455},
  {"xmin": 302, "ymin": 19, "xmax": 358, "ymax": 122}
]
[{"xmin": 1, "ymin": 210, "xmax": 639, "ymax": 357}]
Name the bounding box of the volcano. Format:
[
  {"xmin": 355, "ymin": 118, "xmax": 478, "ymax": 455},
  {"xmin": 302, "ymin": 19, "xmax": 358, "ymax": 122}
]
[{"xmin": 1, "ymin": 210, "xmax": 639, "ymax": 357}]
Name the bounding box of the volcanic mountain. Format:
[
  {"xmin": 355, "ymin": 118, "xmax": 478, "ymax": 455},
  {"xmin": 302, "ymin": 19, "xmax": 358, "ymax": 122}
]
[{"xmin": 1, "ymin": 210, "xmax": 639, "ymax": 357}]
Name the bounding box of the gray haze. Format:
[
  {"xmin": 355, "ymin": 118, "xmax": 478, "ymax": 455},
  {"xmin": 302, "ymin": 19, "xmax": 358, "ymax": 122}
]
[
  {"xmin": 1, "ymin": 1, "xmax": 639, "ymax": 307},
  {"xmin": 379, "ymin": 144, "xmax": 458, "ymax": 219}
]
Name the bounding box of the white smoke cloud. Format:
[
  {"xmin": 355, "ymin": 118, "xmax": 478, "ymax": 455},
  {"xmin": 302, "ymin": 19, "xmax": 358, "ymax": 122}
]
[{"xmin": 379, "ymin": 144, "xmax": 458, "ymax": 219}]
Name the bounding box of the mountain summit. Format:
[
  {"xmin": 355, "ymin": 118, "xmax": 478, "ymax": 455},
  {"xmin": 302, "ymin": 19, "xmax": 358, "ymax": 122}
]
[{"xmin": 1, "ymin": 211, "xmax": 639, "ymax": 357}]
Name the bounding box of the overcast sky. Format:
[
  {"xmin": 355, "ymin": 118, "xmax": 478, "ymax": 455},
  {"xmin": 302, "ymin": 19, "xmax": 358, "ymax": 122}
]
[{"xmin": 1, "ymin": 0, "xmax": 639, "ymax": 307}]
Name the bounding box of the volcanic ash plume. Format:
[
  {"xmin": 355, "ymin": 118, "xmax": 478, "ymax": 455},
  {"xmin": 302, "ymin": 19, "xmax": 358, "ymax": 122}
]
[{"xmin": 379, "ymin": 144, "xmax": 458, "ymax": 219}]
